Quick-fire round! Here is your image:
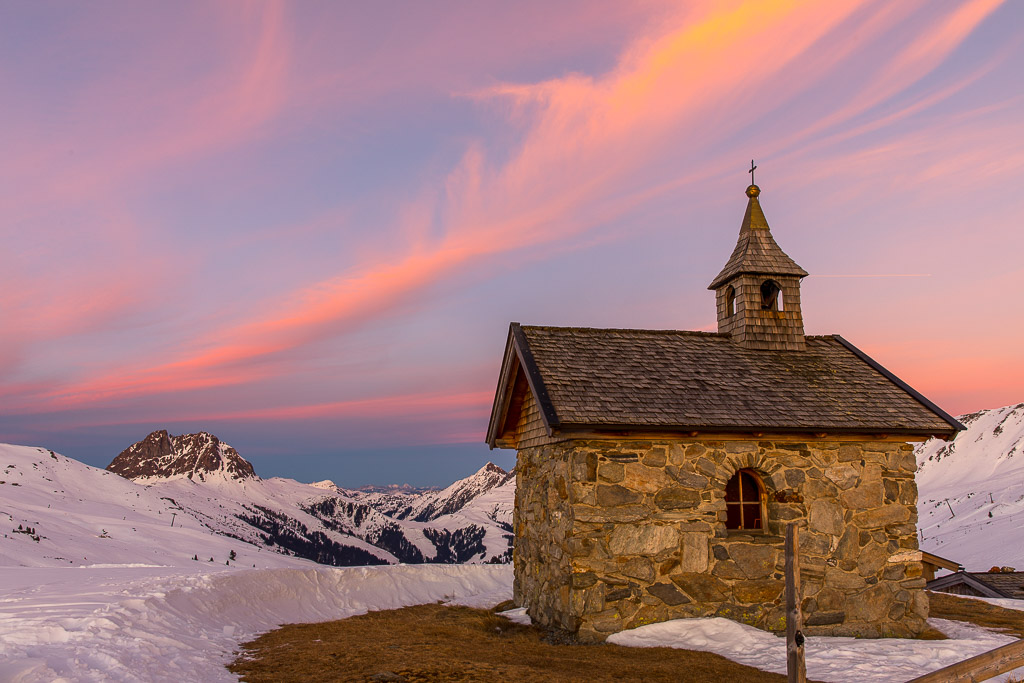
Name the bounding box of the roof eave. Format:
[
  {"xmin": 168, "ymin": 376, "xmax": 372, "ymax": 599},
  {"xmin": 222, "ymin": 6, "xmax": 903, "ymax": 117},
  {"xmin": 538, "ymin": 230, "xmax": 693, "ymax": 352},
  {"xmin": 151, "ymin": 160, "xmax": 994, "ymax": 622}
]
[
  {"xmin": 920, "ymin": 550, "xmax": 962, "ymax": 573},
  {"xmin": 927, "ymin": 572, "xmax": 1013, "ymax": 599},
  {"xmin": 552, "ymin": 422, "xmax": 957, "ymax": 439},
  {"xmin": 708, "ymin": 267, "xmax": 809, "ymax": 291}
]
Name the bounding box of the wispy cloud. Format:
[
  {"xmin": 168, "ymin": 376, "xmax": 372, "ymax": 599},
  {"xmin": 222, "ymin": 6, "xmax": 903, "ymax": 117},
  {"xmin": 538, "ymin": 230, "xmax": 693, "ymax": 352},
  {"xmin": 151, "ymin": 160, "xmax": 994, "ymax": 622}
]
[
  {"xmin": 0, "ymin": 2, "xmax": 291, "ymax": 215},
  {"xmin": 29, "ymin": 1, "xmax": 890, "ymax": 408},
  {"xmin": 1, "ymin": 1, "xmax": 1019, "ymax": 447}
]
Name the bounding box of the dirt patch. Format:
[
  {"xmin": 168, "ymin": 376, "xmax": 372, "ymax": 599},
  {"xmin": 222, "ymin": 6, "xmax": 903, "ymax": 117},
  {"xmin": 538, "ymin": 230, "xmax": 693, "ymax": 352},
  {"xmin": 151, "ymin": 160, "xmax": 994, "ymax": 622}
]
[
  {"xmin": 228, "ymin": 602, "xmax": 797, "ymax": 682},
  {"xmin": 928, "ymin": 591, "xmax": 1024, "ymax": 638}
]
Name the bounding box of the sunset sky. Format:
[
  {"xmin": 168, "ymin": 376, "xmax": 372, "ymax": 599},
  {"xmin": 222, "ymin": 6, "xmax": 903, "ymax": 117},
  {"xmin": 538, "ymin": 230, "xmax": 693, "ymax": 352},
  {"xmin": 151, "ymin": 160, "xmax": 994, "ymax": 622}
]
[{"xmin": 1, "ymin": 1, "xmax": 1022, "ymax": 486}]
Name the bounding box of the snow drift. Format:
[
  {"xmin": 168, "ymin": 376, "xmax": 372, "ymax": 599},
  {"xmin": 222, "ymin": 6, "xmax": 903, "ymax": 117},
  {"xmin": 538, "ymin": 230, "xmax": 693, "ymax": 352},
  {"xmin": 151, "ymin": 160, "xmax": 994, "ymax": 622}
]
[{"xmin": 0, "ymin": 564, "xmax": 512, "ymax": 683}]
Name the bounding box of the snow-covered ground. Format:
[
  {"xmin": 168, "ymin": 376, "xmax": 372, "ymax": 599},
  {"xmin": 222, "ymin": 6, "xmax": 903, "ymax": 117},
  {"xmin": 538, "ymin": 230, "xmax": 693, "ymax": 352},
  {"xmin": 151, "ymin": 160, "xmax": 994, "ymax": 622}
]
[
  {"xmin": 0, "ymin": 564, "xmax": 513, "ymax": 682},
  {"xmin": 609, "ymin": 615, "xmax": 1024, "ymax": 682},
  {"xmin": 4, "ymin": 564, "xmax": 1023, "ymax": 683}
]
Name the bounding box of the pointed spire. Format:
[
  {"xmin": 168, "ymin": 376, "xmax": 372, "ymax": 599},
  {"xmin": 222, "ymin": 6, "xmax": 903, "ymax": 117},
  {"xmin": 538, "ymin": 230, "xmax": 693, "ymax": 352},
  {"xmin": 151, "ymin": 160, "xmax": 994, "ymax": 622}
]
[
  {"xmin": 708, "ymin": 184, "xmax": 807, "ymax": 290},
  {"xmin": 709, "ymin": 181, "xmax": 808, "ymax": 350}
]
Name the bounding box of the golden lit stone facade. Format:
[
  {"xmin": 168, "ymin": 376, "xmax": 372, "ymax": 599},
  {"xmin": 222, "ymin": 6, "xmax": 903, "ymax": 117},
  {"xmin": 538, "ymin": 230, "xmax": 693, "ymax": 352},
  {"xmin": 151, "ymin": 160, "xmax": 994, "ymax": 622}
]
[{"xmin": 513, "ymin": 436, "xmax": 927, "ymax": 641}]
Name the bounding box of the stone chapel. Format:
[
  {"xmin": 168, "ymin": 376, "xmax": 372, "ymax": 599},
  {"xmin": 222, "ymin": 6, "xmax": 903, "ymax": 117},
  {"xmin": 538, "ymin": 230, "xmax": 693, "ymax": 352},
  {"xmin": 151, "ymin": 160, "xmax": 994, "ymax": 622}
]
[{"xmin": 485, "ymin": 181, "xmax": 964, "ymax": 642}]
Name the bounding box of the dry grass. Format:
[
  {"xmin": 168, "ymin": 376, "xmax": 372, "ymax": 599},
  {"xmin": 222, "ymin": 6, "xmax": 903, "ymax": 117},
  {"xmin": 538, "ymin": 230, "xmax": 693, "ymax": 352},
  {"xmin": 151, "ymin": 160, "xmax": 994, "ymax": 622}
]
[
  {"xmin": 927, "ymin": 591, "xmax": 1024, "ymax": 639},
  {"xmin": 228, "ymin": 602, "xmax": 798, "ymax": 682},
  {"xmin": 229, "ymin": 593, "xmax": 1024, "ymax": 682}
]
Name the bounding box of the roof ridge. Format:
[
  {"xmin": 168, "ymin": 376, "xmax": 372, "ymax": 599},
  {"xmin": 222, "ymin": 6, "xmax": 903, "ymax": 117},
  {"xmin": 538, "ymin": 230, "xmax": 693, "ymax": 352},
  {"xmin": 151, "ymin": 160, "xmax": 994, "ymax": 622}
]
[
  {"xmin": 520, "ymin": 325, "xmax": 841, "ymax": 341},
  {"xmin": 520, "ymin": 325, "xmax": 728, "ymax": 337}
]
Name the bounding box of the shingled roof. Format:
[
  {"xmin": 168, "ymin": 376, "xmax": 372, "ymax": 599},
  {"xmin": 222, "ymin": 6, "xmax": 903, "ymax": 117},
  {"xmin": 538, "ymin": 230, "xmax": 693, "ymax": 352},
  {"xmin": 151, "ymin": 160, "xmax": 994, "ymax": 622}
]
[
  {"xmin": 486, "ymin": 324, "xmax": 963, "ymax": 446},
  {"xmin": 928, "ymin": 571, "xmax": 1024, "ymax": 600},
  {"xmin": 708, "ymin": 185, "xmax": 808, "ymax": 290}
]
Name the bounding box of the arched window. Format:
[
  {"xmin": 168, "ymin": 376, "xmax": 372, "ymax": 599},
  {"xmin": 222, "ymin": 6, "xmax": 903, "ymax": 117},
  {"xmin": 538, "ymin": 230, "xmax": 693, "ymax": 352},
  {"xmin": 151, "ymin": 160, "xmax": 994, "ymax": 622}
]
[
  {"xmin": 725, "ymin": 469, "xmax": 766, "ymax": 531},
  {"xmin": 760, "ymin": 280, "xmax": 783, "ymax": 311},
  {"xmin": 724, "ymin": 285, "xmax": 735, "ymax": 317}
]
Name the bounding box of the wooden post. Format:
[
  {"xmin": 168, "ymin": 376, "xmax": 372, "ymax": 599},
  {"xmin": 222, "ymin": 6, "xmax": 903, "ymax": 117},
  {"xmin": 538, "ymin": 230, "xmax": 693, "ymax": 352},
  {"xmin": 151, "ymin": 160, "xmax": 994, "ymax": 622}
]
[{"xmin": 785, "ymin": 522, "xmax": 806, "ymax": 683}]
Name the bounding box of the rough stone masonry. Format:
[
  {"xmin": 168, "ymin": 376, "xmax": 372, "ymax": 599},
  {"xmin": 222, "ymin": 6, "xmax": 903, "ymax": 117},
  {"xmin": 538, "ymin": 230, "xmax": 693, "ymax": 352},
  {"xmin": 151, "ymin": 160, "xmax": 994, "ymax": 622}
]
[{"xmin": 513, "ymin": 437, "xmax": 927, "ymax": 642}]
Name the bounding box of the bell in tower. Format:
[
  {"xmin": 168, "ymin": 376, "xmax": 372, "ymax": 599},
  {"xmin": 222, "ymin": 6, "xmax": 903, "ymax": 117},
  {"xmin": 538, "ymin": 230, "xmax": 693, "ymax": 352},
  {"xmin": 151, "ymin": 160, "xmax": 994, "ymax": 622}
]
[{"xmin": 708, "ymin": 182, "xmax": 808, "ymax": 351}]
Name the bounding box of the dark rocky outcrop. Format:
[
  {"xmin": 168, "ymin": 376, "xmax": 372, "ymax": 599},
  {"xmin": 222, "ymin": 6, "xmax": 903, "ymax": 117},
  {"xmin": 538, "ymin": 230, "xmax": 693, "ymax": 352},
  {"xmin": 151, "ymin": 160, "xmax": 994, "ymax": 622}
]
[{"xmin": 107, "ymin": 430, "xmax": 256, "ymax": 482}]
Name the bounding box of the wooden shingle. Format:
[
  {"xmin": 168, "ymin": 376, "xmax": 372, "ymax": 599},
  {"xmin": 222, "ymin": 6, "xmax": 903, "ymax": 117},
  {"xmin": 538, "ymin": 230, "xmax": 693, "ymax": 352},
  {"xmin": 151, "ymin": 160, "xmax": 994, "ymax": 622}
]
[
  {"xmin": 708, "ymin": 187, "xmax": 807, "ymax": 290},
  {"xmin": 486, "ymin": 324, "xmax": 963, "ymax": 445}
]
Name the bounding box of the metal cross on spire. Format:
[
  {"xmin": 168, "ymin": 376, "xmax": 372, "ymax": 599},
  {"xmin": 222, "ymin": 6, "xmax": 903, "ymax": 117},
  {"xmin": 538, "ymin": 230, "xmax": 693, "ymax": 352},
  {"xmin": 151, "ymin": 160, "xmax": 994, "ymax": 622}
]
[{"xmin": 748, "ymin": 159, "xmax": 757, "ymax": 185}]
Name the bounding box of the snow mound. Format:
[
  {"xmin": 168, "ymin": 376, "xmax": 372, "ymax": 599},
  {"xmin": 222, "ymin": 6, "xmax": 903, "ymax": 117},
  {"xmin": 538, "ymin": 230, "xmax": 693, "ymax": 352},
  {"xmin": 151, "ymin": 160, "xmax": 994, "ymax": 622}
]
[{"xmin": 0, "ymin": 564, "xmax": 512, "ymax": 682}]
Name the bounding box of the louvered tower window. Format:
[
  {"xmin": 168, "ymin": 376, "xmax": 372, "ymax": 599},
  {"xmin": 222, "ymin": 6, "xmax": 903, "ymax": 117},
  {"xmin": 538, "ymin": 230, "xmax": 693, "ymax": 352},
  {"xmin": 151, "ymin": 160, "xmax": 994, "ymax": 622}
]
[{"xmin": 760, "ymin": 280, "xmax": 782, "ymax": 311}]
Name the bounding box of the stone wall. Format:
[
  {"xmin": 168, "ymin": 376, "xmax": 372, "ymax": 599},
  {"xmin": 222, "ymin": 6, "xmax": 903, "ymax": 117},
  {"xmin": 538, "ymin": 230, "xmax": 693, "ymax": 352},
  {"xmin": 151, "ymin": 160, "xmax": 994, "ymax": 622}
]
[
  {"xmin": 513, "ymin": 437, "xmax": 927, "ymax": 642},
  {"xmin": 513, "ymin": 441, "xmax": 577, "ymax": 630}
]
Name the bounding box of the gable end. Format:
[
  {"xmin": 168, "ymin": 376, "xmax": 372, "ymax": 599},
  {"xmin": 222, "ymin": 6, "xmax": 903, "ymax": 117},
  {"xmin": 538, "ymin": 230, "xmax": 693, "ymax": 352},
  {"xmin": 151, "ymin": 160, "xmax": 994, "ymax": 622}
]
[{"xmin": 486, "ymin": 323, "xmax": 560, "ymax": 448}]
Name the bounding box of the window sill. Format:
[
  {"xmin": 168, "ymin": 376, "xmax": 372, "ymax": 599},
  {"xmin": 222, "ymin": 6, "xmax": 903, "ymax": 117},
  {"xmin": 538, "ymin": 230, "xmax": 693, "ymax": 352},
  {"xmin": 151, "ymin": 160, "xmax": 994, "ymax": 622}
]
[{"xmin": 723, "ymin": 530, "xmax": 783, "ymax": 543}]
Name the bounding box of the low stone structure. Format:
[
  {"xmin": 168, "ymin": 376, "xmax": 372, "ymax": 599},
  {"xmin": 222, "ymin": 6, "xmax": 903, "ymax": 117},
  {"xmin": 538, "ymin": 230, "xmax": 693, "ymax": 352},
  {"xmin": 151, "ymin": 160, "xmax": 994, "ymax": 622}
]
[
  {"xmin": 487, "ymin": 182, "xmax": 964, "ymax": 641},
  {"xmin": 516, "ymin": 437, "xmax": 927, "ymax": 640}
]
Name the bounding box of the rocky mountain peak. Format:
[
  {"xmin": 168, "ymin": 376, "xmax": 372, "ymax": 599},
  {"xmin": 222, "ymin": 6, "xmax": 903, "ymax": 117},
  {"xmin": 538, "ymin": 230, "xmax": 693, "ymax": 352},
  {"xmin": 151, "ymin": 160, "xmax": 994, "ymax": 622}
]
[
  {"xmin": 405, "ymin": 462, "xmax": 512, "ymax": 522},
  {"xmin": 480, "ymin": 462, "xmax": 510, "ymax": 478},
  {"xmin": 106, "ymin": 430, "xmax": 257, "ymax": 482}
]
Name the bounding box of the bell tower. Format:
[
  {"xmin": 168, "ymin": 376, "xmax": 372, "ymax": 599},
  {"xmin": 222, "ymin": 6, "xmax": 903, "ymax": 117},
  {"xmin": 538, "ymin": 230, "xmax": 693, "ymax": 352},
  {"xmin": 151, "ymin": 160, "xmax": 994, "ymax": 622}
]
[{"xmin": 708, "ymin": 183, "xmax": 808, "ymax": 351}]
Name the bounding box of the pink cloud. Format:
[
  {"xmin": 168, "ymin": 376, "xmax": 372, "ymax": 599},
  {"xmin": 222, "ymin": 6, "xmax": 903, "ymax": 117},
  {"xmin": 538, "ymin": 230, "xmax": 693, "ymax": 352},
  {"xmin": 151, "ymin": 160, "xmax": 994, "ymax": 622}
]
[
  {"xmin": 771, "ymin": 0, "xmax": 1006, "ymax": 150},
  {"xmin": 42, "ymin": 389, "xmax": 492, "ymax": 431},
  {"xmin": 0, "ymin": 2, "xmax": 290, "ymax": 219},
  {"xmin": 6, "ymin": 1, "xmax": 1018, "ymax": 425}
]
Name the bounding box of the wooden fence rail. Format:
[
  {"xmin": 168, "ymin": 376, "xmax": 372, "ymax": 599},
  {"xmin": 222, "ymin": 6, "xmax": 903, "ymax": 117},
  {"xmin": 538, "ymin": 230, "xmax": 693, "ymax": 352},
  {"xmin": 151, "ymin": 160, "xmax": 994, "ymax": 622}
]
[{"xmin": 907, "ymin": 638, "xmax": 1024, "ymax": 683}]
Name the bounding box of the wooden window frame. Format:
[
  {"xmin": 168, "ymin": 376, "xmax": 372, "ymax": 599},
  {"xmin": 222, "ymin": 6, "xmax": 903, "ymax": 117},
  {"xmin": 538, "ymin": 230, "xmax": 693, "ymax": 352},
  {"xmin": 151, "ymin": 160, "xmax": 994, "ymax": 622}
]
[
  {"xmin": 724, "ymin": 468, "xmax": 768, "ymax": 532},
  {"xmin": 724, "ymin": 285, "xmax": 736, "ymax": 317}
]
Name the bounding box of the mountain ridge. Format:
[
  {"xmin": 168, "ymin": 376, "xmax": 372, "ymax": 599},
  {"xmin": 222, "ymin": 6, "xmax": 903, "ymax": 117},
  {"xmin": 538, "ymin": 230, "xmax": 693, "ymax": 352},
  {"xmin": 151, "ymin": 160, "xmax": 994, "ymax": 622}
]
[
  {"xmin": 10, "ymin": 403, "xmax": 1022, "ymax": 573},
  {"xmin": 916, "ymin": 402, "xmax": 1024, "ymax": 571},
  {"xmin": 2, "ymin": 432, "xmax": 514, "ymax": 568}
]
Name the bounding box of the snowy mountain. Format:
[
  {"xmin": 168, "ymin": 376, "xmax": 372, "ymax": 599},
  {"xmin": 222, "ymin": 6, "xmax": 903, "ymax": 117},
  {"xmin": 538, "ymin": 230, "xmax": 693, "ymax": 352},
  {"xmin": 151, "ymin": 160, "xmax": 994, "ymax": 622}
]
[
  {"xmin": 107, "ymin": 429, "xmax": 255, "ymax": 482},
  {"xmin": 349, "ymin": 462, "xmax": 513, "ymax": 522},
  {"xmin": 1, "ymin": 432, "xmax": 514, "ymax": 568},
  {"xmin": 916, "ymin": 402, "xmax": 1024, "ymax": 571},
  {"xmin": 0, "ymin": 443, "xmax": 303, "ymax": 569}
]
